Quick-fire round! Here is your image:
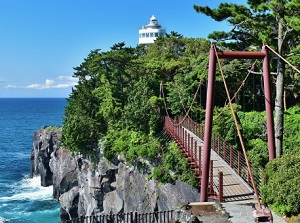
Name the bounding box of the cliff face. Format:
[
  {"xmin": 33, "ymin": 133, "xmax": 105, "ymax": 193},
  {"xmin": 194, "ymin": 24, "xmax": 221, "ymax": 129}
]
[{"xmin": 30, "ymin": 129, "xmax": 199, "ymax": 222}]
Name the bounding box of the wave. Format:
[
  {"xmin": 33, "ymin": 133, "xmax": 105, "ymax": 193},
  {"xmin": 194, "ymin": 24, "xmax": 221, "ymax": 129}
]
[{"xmin": 0, "ymin": 176, "xmax": 53, "ymax": 202}]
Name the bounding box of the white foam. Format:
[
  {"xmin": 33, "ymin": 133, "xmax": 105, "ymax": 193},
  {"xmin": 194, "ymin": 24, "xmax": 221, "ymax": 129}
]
[
  {"xmin": 0, "ymin": 216, "xmax": 5, "ymax": 223},
  {"xmin": 0, "ymin": 176, "xmax": 53, "ymax": 201},
  {"xmin": 19, "ymin": 176, "xmax": 42, "ymax": 189}
]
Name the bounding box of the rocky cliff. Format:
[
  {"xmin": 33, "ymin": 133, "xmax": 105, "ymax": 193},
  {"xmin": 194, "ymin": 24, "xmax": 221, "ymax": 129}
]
[{"xmin": 30, "ymin": 128, "xmax": 200, "ymax": 222}]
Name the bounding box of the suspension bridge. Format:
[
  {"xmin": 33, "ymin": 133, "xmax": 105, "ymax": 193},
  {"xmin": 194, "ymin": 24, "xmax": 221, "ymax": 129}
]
[{"xmin": 160, "ymin": 43, "xmax": 279, "ymax": 205}]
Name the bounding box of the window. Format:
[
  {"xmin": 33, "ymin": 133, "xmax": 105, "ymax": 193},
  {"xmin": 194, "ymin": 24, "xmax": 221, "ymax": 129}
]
[
  {"xmin": 146, "ymin": 33, "xmax": 149, "ymax": 37},
  {"xmin": 155, "ymin": 33, "xmax": 159, "ymax": 37},
  {"xmin": 142, "ymin": 33, "xmax": 146, "ymax": 38},
  {"xmin": 150, "ymin": 33, "xmax": 154, "ymax": 37}
]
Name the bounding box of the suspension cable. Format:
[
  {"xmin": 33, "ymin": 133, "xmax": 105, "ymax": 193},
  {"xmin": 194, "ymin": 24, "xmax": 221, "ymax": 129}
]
[
  {"xmin": 213, "ymin": 45, "xmax": 262, "ymax": 209},
  {"xmin": 161, "ymin": 81, "xmax": 203, "ymax": 126},
  {"xmin": 160, "ymin": 58, "xmax": 209, "ymax": 127},
  {"xmin": 214, "ymin": 60, "xmax": 257, "ymax": 121},
  {"xmin": 265, "ymin": 45, "xmax": 300, "ymax": 74}
]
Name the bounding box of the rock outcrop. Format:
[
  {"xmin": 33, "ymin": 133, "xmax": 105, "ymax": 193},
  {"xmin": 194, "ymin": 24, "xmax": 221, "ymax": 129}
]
[{"xmin": 30, "ymin": 129, "xmax": 200, "ymax": 222}]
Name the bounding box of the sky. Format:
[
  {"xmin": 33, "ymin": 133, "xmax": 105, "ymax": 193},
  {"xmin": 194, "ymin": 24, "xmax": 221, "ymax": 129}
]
[{"xmin": 0, "ymin": 0, "xmax": 247, "ymax": 98}]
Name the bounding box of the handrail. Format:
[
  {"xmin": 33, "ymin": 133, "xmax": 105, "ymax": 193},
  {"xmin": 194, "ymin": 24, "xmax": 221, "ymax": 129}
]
[
  {"xmin": 163, "ymin": 116, "xmax": 223, "ymax": 202},
  {"xmin": 63, "ymin": 210, "xmax": 174, "ymax": 223},
  {"xmin": 176, "ymin": 115, "xmax": 261, "ymax": 191},
  {"xmin": 164, "ymin": 116, "xmax": 261, "ymax": 201}
]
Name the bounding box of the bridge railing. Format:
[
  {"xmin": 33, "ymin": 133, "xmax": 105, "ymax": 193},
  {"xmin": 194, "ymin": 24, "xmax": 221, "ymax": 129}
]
[
  {"xmin": 164, "ymin": 116, "xmax": 261, "ymax": 193},
  {"xmin": 163, "ymin": 116, "xmax": 224, "ymax": 202},
  {"xmin": 63, "ymin": 210, "xmax": 174, "ymax": 223}
]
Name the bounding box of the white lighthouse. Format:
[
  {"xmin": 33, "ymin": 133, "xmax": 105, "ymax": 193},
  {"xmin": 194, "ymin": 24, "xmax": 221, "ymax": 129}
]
[{"xmin": 139, "ymin": 15, "xmax": 166, "ymax": 44}]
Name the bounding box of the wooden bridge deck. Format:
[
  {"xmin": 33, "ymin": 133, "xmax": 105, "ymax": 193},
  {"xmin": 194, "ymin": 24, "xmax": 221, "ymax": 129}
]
[{"xmin": 184, "ymin": 127, "xmax": 254, "ymax": 202}]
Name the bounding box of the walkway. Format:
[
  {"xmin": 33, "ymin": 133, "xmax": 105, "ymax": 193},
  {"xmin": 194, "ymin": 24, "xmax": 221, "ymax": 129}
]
[
  {"xmin": 184, "ymin": 127, "xmax": 254, "ymax": 202},
  {"xmin": 222, "ymin": 201, "xmax": 286, "ymax": 223}
]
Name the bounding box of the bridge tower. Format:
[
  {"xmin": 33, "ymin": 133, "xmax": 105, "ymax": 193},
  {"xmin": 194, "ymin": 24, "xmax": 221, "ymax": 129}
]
[
  {"xmin": 200, "ymin": 43, "xmax": 276, "ymax": 202},
  {"xmin": 138, "ymin": 15, "xmax": 166, "ymax": 44}
]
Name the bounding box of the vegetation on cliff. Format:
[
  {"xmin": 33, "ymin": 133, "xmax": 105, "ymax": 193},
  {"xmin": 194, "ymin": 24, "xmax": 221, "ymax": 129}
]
[
  {"xmin": 61, "ymin": 1, "xmax": 300, "ymax": 216},
  {"xmin": 61, "ymin": 36, "xmax": 210, "ymax": 185}
]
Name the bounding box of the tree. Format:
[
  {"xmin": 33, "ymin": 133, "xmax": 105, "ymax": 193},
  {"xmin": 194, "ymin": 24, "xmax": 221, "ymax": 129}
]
[
  {"xmin": 62, "ymin": 50, "xmax": 106, "ymax": 153},
  {"xmin": 194, "ymin": 0, "xmax": 300, "ymax": 157}
]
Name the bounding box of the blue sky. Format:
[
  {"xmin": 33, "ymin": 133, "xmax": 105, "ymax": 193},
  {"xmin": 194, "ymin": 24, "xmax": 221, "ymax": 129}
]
[{"xmin": 0, "ymin": 0, "xmax": 246, "ymax": 98}]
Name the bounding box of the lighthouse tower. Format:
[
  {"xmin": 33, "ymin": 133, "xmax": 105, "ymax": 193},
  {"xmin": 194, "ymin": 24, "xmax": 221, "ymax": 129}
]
[{"xmin": 139, "ymin": 15, "xmax": 166, "ymax": 44}]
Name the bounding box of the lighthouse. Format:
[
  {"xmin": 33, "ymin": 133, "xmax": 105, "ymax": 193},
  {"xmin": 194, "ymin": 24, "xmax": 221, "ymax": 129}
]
[{"xmin": 139, "ymin": 15, "xmax": 166, "ymax": 44}]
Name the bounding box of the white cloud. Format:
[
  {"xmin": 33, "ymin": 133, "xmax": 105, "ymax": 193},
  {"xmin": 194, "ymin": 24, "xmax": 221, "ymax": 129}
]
[
  {"xmin": 6, "ymin": 84, "xmax": 17, "ymax": 88},
  {"xmin": 5, "ymin": 76, "xmax": 78, "ymax": 90}
]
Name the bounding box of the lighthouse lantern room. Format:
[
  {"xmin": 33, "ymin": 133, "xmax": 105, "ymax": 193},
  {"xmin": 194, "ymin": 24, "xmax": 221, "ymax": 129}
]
[{"xmin": 139, "ymin": 15, "xmax": 166, "ymax": 44}]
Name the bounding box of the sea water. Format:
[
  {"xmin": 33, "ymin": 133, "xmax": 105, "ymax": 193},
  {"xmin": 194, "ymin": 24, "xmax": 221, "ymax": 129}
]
[{"xmin": 0, "ymin": 98, "xmax": 67, "ymax": 223}]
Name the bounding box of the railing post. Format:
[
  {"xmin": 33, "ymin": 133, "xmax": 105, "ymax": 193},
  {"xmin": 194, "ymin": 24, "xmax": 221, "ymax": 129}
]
[
  {"xmin": 194, "ymin": 140, "xmax": 197, "ymax": 165},
  {"xmin": 183, "ymin": 130, "xmax": 186, "ymax": 151},
  {"xmin": 248, "ymin": 170, "xmax": 251, "ymax": 185},
  {"xmin": 217, "ymin": 136, "xmax": 220, "ymax": 155},
  {"xmin": 238, "ymin": 152, "xmax": 241, "ymax": 176},
  {"xmin": 219, "ymin": 171, "xmax": 223, "ymax": 202},
  {"xmin": 135, "ymin": 211, "xmax": 138, "ymax": 223},
  {"xmin": 230, "ymin": 145, "xmax": 233, "ymax": 168},
  {"xmin": 181, "ymin": 127, "xmax": 184, "ymax": 147},
  {"xmin": 223, "ymin": 141, "xmax": 226, "ymax": 162},
  {"xmin": 209, "ymin": 160, "xmax": 214, "ymax": 195},
  {"xmin": 190, "ymin": 137, "xmax": 194, "ymax": 160},
  {"xmin": 188, "ymin": 133, "xmax": 190, "ymax": 156},
  {"xmin": 199, "ymin": 144, "xmax": 202, "ymax": 176}
]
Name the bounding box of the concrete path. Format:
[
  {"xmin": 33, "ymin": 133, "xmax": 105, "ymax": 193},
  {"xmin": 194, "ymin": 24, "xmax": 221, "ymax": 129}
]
[{"xmin": 222, "ymin": 201, "xmax": 286, "ymax": 223}]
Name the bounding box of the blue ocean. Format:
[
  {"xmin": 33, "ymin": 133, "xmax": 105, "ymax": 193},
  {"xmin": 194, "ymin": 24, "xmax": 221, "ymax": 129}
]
[{"xmin": 0, "ymin": 98, "xmax": 67, "ymax": 223}]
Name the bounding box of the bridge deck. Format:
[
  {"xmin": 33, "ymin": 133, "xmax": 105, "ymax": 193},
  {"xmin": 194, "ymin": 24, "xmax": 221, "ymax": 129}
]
[{"xmin": 184, "ymin": 128, "xmax": 254, "ymax": 202}]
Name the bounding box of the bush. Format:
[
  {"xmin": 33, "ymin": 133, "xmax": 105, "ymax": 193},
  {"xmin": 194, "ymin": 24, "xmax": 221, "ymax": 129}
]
[
  {"xmin": 261, "ymin": 149, "xmax": 300, "ymax": 216},
  {"xmin": 151, "ymin": 142, "xmax": 198, "ymax": 187},
  {"xmin": 283, "ymin": 106, "xmax": 300, "ymax": 153},
  {"xmin": 44, "ymin": 126, "xmax": 62, "ymax": 132}
]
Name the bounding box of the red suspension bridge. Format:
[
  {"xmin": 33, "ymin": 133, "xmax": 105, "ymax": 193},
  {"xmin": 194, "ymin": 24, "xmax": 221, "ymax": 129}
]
[{"xmin": 161, "ymin": 43, "xmax": 291, "ymax": 207}]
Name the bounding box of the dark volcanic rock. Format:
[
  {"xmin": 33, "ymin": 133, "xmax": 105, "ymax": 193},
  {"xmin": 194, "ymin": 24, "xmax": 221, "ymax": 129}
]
[
  {"xmin": 30, "ymin": 129, "xmax": 202, "ymax": 222},
  {"xmin": 30, "ymin": 129, "xmax": 60, "ymax": 186}
]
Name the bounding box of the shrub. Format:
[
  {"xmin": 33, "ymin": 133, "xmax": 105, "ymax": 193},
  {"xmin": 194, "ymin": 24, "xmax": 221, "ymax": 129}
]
[
  {"xmin": 151, "ymin": 142, "xmax": 198, "ymax": 187},
  {"xmin": 44, "ymin": 126, "xmax": 62, "ymax": 132},
  {"xmin": 283, "ymin": 106, "xmax": 300, "ymax": 153},
  {"xmin": 261, "ymin": 149, "xmax": 300, "ymax": 216}
]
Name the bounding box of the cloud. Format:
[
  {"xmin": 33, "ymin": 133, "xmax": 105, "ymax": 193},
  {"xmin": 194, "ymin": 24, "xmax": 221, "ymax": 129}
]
[
  {"xmin": 6, "ymin": 84, "xmax": 17, "ymax": 88},
  {"xmin": 0, "ymin": 79, "xmax": 4, "ymax": 83},
  {"xmin": 5, "ymin": 76, "xmax": 78, "ymax": 90}
]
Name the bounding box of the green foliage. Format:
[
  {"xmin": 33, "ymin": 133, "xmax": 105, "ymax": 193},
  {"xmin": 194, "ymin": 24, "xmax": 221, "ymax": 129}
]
[
  {"xmin": 103, "ymin": 127, "xmax": 161, "ymax": 163},
  {"xmin": 283, "ymin": 106, "xmax": 300, "ymax": 153},
  {"xmin": 194, "ymin": 0, "xmax": 300, "ymax": 158},
  {"xmin": 212, "ymin": 104, "xmax": 241, "ymax": 147},
  {"xmin": 44, "ymin": 126, "xmax": 62, "ymax": 132},
  {"xmin": 62, "ymin": 36, "xmax": 210, "ymax": 159},
  {"xmin": 261, "ymin": 149, "xmax": 300, "ymax": 216},
  {"xmin": 151, "ymin": 142, "xmax": 198, "ymax": 187}
]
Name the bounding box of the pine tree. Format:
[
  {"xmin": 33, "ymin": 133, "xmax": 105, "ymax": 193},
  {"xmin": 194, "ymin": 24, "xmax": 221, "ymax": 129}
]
[{"xmin": 194, "ymin": 0, "xmax": 300, "ymax": 157}]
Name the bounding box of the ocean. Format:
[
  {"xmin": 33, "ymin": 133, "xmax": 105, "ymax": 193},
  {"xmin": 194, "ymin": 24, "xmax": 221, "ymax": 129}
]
[{"xmin": 0, "ymin": 98, "xmax": 67, "ymax": 223}]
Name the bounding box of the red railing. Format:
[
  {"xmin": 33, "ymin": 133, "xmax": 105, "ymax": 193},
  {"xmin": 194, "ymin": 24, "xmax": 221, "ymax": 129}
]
[
  {"xmin": 63, "ymin": 210, "xmax": 174, "ymax": 223},
  {"xmin": 163, "ymin": 115, "xmax": 262, "ymax": 201},
  {"xmin": 174, "ymin": 116, "xmax": 261, "ymax": 190},
  {"xmin": 163, "ymin": 116, "xmax": 223, "ymax": 202}
]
